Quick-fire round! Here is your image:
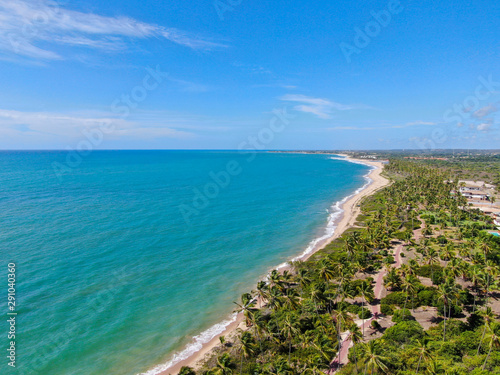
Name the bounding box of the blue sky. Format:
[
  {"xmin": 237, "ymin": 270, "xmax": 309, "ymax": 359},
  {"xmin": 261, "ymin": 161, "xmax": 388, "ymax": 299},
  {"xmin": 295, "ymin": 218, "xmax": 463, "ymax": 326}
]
[{"xmin": 0, "ymin": 0, "xmax": 499, "ymax": 150}]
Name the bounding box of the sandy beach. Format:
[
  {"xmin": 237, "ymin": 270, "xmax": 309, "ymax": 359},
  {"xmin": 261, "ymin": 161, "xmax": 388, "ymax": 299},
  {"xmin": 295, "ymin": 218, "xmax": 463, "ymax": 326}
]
[{"xmin": 156, "ymin": 155, "xmax": 389, "ymax": 375}]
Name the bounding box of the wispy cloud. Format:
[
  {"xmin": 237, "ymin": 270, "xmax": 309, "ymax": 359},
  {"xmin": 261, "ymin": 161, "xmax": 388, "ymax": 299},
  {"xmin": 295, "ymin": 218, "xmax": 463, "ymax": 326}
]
[
  {"xmin": 166, "ymin": 77, "xmax": 210, "ymax": 93},
  {"xmin": 279, "ymin": 94, "xmax": 355, "ymax": 119},
  {"xmin": 0, "ymin": 109, "xmax": 193, "ymax": 140},
  {"xmin": 232, "ymin": 62, "xmax": 273, "ymax": 75},
  {"xmin": 477, "ymin": 119, "xmax": 494, "ymax": 132},
  {"xmin": 251, "ymin": 83, "xmax": 297, "ymax": 90},
  {"xmin": 472, "ymin": 104, "xmax": 498, "ymax": 119},
  {"xmin": 0, "ymin": 0, "xmax": 225, "ymax": 60},
  {"xmin": 328, "ymin": 121, "xmax": 437, "ymax": 131}
]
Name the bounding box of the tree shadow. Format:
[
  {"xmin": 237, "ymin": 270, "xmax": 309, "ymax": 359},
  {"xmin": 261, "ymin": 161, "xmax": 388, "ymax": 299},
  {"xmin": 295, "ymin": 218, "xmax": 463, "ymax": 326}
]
[{"xmin": 430, "ymin": 316, "xmax": 444, "ymax": 324}]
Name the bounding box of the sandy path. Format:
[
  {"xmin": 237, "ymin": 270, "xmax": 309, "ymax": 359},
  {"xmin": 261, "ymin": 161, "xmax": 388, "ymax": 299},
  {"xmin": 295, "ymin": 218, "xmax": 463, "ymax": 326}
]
[{"xmin": 329, "ymin": 245, "xmax": 402, "ymax": 373}]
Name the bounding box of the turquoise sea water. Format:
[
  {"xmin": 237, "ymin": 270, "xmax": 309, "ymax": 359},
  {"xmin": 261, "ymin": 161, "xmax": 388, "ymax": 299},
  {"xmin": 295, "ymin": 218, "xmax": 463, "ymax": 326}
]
[{"xmin": 0, "ymin": 151, "xmax": 369, "ymax": 375}]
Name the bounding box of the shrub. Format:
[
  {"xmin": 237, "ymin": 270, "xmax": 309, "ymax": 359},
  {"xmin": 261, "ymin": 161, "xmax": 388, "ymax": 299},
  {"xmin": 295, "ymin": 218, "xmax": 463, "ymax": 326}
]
[
  {"xmin": 438, "ymin": 340, "xmax": 462, "ymax": 358},
  {"xmin": 394, "ymin": 231, "xmax": 406, "ymax": 241},
  {"xmin": 467, "ymin": 312, "xmax": 483, "ymax": 330},
  {"xmin": 179, "ymin": 367, "xmax": 196, "ymax": 375},
  {"xmin": 371, "ymin": 320, "xmax": 382, "ymax": 330},
  {"xmin": 383, "ymin": 321, "xmax": 424, "ymax": 344},
  {"xmin": 359, "ymin": 307, "xmax": 372, "ymax": 319},
  {"xmin": 437, "ymin": 302, "xmax": 462, "ymax": 318},
  {"xmin": 404, "ymin": 221, "xmax": 421, "ymax": 230},
  {"xmin": 417, "ymin": 265, "xmax": 444, "ymax": 285},
  {"xmin": 438, "ymin": 319, "xmax": 467, "ymax": 338},
  {"xmin": 437, "ymin": 235, "xmax": 448, "ymax": 244},
  {"xmin": 381, "ymin": 291, "xmax": 406, "ymax": 306},
  {"xmin": 346, "ymin": 304, "xmax": 361, "ymax": 315},
  {"xmin": 417, "ymin": 288, "xmax": 438, "ymax": 306},
  {"xmin": 430, "ymin": 272, "xmax": 445, "ymax": 285},
  {"xmin": 336, "ymin": 301, "xmax": 350, "ymax": 310},
  {"xmin": 392, "ymin": 308, "xmax": 415, "ymax": 323},
  {"xmin": 454, "ymin": 331, "xmax": 481, "ymax": 356},
  {"xmin": 417, "ymin": 264, "xmax": 443, "ymax": 278},
  {"xmin": 380, "ymin": 304, "xmax": 394, "ymax": 315},
  {"xmin": 459, "ymin": 289, "xmax": 475, "ymax": 305}
]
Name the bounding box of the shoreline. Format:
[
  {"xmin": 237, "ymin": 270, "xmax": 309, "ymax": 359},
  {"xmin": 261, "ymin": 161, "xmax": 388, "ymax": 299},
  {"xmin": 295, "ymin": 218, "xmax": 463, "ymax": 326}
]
[{"xmin": 146, "ymin": 155, "xmax": 390, "ymax": 375}]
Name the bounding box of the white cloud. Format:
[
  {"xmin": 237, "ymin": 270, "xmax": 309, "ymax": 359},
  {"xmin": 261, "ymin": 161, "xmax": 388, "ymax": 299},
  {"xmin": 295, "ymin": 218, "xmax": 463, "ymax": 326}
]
[
  {"xmin": 0, "ymin": 109, "xmax": 193, "ymax": 141},
  {"xmin": 166, "ymin": 77, "xmax": 210, "ymax": 93},
  {"xmin": 328, "ymin": 121, "xmax": 437, "ymax": 131},
  {"xmin": 403, "ymin": 121, "xmax": 437, "ymax": 128},
  {"xmin": 279, "ymin": 94, "xmax": 354, "ymax": 119},
  {"xmin": 473, "ymin": 104, "xmax": 498, "ymax": 119},
  {"xmin": 0, "ymin": 0, "xmax": 224, "ymax": 60},
  {"xmin": 477, "ymin": 122, "xmax": 492, "ymax": 132}
]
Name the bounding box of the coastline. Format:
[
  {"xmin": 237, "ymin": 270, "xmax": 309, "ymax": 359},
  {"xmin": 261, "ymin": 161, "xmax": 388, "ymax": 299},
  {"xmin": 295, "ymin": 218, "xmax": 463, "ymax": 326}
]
[{"xmin": 148, "ymin": 155, "xmax": 389, "ymax": 375}]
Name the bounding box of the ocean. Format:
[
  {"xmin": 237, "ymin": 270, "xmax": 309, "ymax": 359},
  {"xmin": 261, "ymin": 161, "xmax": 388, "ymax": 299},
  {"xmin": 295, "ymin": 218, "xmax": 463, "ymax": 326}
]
[{"xmin": 0, "ymin": 151, "xmax": 370, "ymax": 375}]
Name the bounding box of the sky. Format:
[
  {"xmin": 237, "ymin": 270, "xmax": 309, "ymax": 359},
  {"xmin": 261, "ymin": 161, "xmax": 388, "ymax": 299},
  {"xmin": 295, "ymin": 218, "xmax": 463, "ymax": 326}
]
[{"xmin": 0, "ymin": 0, "xmax": 499, "ymax": 150}]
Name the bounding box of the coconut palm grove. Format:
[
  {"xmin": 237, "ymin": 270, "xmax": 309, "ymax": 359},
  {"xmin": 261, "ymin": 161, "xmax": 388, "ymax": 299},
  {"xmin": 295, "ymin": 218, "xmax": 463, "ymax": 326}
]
[{"xmin": 178, "ymin": 153, "xmax": 500, "ymax": 375}]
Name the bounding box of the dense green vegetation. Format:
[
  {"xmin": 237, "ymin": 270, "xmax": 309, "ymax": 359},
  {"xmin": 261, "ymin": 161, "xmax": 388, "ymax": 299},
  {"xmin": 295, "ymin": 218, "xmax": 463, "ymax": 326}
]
[
  {"xmin": 178, "ymin": 157, "xmax": 500, "ymax": 375},
  {"xmin": 349, "ymin": 150, "xmax": 500, "ymax": 187}
]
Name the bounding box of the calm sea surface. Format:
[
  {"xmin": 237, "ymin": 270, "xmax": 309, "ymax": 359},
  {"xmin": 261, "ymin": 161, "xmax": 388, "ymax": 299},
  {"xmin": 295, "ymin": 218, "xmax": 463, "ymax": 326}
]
[{"xmin": 0, "ymin": 151, "xmax": 369, "ymax": 375}]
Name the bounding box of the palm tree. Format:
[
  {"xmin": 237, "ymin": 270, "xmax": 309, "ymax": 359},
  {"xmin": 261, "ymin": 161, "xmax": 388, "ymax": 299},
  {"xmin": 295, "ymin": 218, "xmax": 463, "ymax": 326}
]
[
  {"xmin": 237, "ymin": 331, "xmax": 256, "ymax": 374},
  {"xmin": 424, "ymin": 248, "xmax": 439, "ymax": 266},
  {"xmin": 401, "ymin": 274, "xmax": 418, "ymax": 315},
  {"xmin": 403, "ymin": 229, "xmax": 413, "ymax": 246},
  {"xmin": 233, "ymin": 293, "xmax": 257, "ymax": 327},
  {"xmin": 445, "ymin": 258, "xmax": 463, "ymax": 281},
  {"xmin": 477, "ymin": 307, "xmax": 497, "ymax": 355},
  {"xmin": 437, "ymin": 283, "xmax": 450, "ymax": 341},
  {"xmin": 310, "ymin": 335, "xmax": 337, "ymax": 368},
  {"xmin": 469, "ymin": 265, "xmax": 486, "ymax": 312},
  {"xmin": 481, "ymin": 323, "xmax": 500, "ymax": 371},
  {"xmin": 412, "ymin": 339, "xmax": 433, "ymax": 374},
  {"xmin": 309, "ymin": 282, "xmax": 325, "ymax": 315},
  {"xmin": 424, "ymin": 359, "xmax": 444, "ymax": 374},
  {"xmin": 281, "ymin": 288, "xmax": 299, "ymax": 311},
  {"xmin": 362, "ymin": 340, "xmax": 389, "ymax": 374},
  {"xmin": 269, "ymin": 270, "xmax": 285, "ymax": 292},
  {"xmin": 213, "ymin": 353, "xmax": 234, "ymax": 375},
  {"xmin": 318, "ymin": 259, "xmax": 336, "ymax": 283},
  {"xmin": 179, "ymin": 366, "xmax": 196, "ymax": 375},
  {"xmin": 295, "ymin": 269, "xmax": 311, "ymax": 296},
  {"xmin": 422, "ymin": 224, "xmax": 433, "ymax": 238},
  {"xmin": 439, "ymin": 244, "xmax": 455, "ymax": 267},
  {"xmin": 280, "ymin": 313, "xmax": 299, "ymax": 364},
  {"xmin": 384, "ymin": 267, "xmax": 401, "ymax": 291},
  {"xmin": 357, "ymin": 280, "xmax": 374, "ymax": 338},
  {"xmin": 266, "ymin": 286, "xmax": 284, "ymax": 311},
  {"xmin": 332, "ymin": 303, "xmax": 353, "ymax": 353},
  {"xmin": 483, "ymin": 260, "xmax": 499, "ymax": 304},
  {"xmin": 478, "ymin": 239, "xmax": 492, "ymax": 260},
  {"xmin": 256, "ymin": 281, "xmax": 268, "ymax": 308},
  {"xmin": 348, "ymin": 322, "xmax": 363, "ymax": 372}
]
